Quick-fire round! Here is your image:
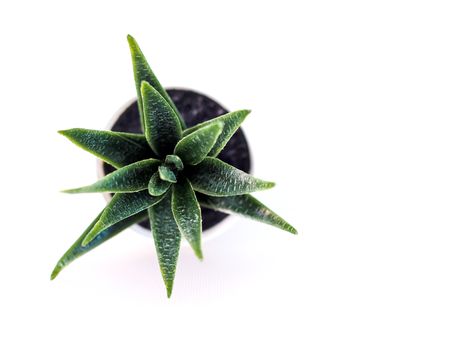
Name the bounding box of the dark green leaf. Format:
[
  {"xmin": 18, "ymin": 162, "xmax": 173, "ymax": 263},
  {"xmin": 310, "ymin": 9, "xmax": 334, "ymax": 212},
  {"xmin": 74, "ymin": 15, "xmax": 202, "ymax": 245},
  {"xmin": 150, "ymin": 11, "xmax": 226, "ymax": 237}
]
[
  {"xmin": 149, "ymin": 192, "xmax": 181, "ymax": 298},
  {"xmin": 182, "ymin": 110, "xmax": 250, "ymax": 157},
  {"xmin": 172, "ymin": 178, "xmax": 202, "ymax": 259},
  {"xmin": 174, "ymin": 122, "xmax": 223, "ymax": 165},
  {"xmin": 199, "ymin": 194, "xmax": 297, "ymax": 234},
  {"xmin": 63, "ymin": 159, "xmax": 160, "ymax": 194},
  {"xmin": 127, "ymin": 35, "xmax": 186, "ymax": 129},
  {"xmin": 51, "ymin": 210, "xmax": 147, "ymax": 280},
  {"xmin": 82, "ymin": 191, "xmax": 166, "ymax": 246},
  {"xmin": 159, "ymin": 165, "xmax": 177, "ymax": 183},
  {"xmin": 165, "ymin": 155, "xmax": 184, "ymax": 170},
  {"xmin": 58, "ymin": 128, "xmax": 153, "ymax": 169},
  {"xmin": 141, "ymin": 81, "xmax": 182, "ymax": 156},
  {"xmin": 148, "ymin": 172, "xmax": 171, "ymax": 196},
  {"xmin": 188, "ymin": 157, "xmax": 275, "ymax": 196}
]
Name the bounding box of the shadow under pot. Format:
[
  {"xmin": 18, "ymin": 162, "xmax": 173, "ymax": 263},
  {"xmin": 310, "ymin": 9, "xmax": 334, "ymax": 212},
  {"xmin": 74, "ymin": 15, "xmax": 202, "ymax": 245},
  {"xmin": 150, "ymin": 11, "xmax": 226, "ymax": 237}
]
[{"xmin": 98, "ymin": 88, "xmax": 252, "ymax": 237}]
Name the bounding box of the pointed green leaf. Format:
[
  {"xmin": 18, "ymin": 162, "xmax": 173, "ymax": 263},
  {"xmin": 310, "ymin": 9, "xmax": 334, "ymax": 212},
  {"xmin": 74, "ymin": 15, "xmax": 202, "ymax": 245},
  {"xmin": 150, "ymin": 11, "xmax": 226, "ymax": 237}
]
[
  {"xmin": 127, "ymin": 35, "xmax": 186, "ymax": 129},
  {"xmin": 172, "ymin": 178, "xmax": 202, "ymax": 259},
  {"xmin": 141, "ymin": 81, "xmax": 182, "ymax": 156},
  {"xmin": 149, "ymin": 192, "xmax": 181, "ymax": 298},
  {"xmin": 51, "ymin": 210, "xmax": 148, "ymax": 280},
  {"xmin": 165, "ymin": 155, "xmax": 184, "ymax": 171},
  {"xmin": 159, "ymin": 165, "xmax": 177, "ymax": 183},
  {"xmin": 182, "ymin": 110, "xmax": 250, "ymax": 157},
  {"xmin": 148, "ymin": 172, "xmax": 171, "ymax": 196},
  {"xmin": 63, "ymin": 159, "xmax": 160, "ymax": 194},
  {"xmin": 187, "ymin": 157, "xmax": 275, "ymax": 196},
  {"xmin": 59, "ymin": 128, "xmax": 153, "ymax": 168},
  {"xmin": 82, "ymin": 191, "xmax": 166, "ymax": 246},
  {"xmin": 175, "ymin": 122, "xmax": 224, "ymax": 165},
  {"xmin": 199, "ymin": 194, "xmax": 297, "ymax": 234}
]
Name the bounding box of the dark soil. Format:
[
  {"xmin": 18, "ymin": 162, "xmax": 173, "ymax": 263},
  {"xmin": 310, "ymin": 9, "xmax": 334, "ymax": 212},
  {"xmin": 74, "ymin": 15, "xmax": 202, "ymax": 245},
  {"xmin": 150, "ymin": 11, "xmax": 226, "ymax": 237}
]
[{"xmin": 103, "ymin": 88, "xmax": 251, "ymax": 231}]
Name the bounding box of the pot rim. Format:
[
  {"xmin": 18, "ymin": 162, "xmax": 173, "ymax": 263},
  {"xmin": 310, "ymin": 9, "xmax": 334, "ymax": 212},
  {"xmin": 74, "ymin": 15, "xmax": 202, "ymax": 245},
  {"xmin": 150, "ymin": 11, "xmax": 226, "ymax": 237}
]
[{"xmin": 96, "ymin": 91, "xmax": 253, "ymax": 244}]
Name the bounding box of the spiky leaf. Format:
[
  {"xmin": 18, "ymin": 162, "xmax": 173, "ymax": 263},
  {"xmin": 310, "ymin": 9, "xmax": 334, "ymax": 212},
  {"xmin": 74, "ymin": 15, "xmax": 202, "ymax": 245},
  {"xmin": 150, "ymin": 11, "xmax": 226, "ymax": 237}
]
[
  {"xmin": 175, "ymin": 122, "xmax": 223, "ymax": 165},
  {"xmin": 127, "ymin": 35, "xmax": 185, "ymax": 129},
  {"xmin": 59, "ymin": 129, "xmax": 153, "ymax": 168},
  {"xmin": 51, "ymin": 210, "xmax": 147, "ymax": 280},
  {"xmin": 159, "ymin": 165, "xmax": 177, "ymax": 183},
  {"xmin": 172, "ymin": 178, "xmax": 202, "ymax": 259},
  {"xmin": 149, "ymin": 192, "xmax": 181, "ymax": 298},
  {"xmin": 199, "ymin": 194, "xmax": 297, "ymax": 234},
  {"xmin": 182, "ymin": 110, "xmax": 250, "ymax": 157},
  {"xmin": 63, "ymin": 159, "xmax": 160, "ymax": 194},
  {"xmin": 188, "ymin": 157, "xmax": 274, "ymax": 196},
  {"xmin": 82, "ymin": 191, "xmax": 165, "ymax": 246},
  {"xmin": 141, "ymin": 81, "xmax": 182, "ymax": 156},
  {"xmin": 148, "ymin": 172, "xmax": 171, "ymax": 196}
]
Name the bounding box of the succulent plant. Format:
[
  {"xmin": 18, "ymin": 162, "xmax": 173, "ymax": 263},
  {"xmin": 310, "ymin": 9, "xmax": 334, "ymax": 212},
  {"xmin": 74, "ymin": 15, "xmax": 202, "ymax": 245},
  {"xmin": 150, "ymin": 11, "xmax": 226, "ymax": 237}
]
[{"xmin": 51, "ymin": 35, "xmax": 297, "ymax": 297}]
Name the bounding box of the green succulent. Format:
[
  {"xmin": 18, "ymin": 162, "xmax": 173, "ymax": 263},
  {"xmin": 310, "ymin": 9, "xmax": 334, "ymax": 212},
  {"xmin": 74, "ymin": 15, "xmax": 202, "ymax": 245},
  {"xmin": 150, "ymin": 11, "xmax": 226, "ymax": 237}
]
[{"xmin": 51, "ymin": 35, "xmax": 297, "ymax": 297}]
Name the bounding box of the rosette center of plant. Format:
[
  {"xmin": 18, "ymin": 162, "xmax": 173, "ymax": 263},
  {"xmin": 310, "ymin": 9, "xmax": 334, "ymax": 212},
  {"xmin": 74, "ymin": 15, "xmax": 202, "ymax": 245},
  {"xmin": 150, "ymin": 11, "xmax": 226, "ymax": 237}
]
[
  {"xmin": 146, "ymin": 155, "xmax": 184, "ymax": 196},
  {"xmin": 165, "ymin": 154, "xmax": 184, "ymax": 171}
]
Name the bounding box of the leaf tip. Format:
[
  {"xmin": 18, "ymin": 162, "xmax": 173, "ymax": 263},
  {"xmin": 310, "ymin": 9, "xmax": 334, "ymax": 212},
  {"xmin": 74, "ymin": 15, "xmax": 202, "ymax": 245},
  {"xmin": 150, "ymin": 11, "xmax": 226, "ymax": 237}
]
[
  {"xmin": 50, "ymin": 263, "xmax": 63, "ymax": 280},
  {"xmin": 127, "ymin": 34, "xmax": 139, "ymax": 50},
  {"xmin": 57, "ymin": 129, "xmax": 71, "ymax": 137},
  {"xmin": 140, "ymin": 80, "xmax": 155, "ymax": 96},
  {"xmin": 288, "ymin": 226, "xmax": 298, "ymax": 235},
  {"xmin": 58, "ymin": 129, "xmax": 80, "ymax": 141},
  {"xmin": 237, "ymin": 109, "xmax": 251, "ymax": 120},
  {"xmin": 148, "ymin": 187, "xmax": 157, "ymax": 197},
  {"xmin": 165, "ymin": 281, "xmax": 174, "ymax": 298},
  {"xmin": 159, "ymin": 165, "xmax": 177, "ymax": 183},
  {"xmin": 141, "ymin": 79, "xmax": 151, "ymax": 88},
  {"xmin": 194, "ymin": 246, "xmax": 203, "ymax": 261},
  {"xmin": 265, "ymin": 181, "xmax": 276, "ymax": 189},
  {"xmin": 81, "ymin": 223, "xmax": 101, "ymax": 247}
]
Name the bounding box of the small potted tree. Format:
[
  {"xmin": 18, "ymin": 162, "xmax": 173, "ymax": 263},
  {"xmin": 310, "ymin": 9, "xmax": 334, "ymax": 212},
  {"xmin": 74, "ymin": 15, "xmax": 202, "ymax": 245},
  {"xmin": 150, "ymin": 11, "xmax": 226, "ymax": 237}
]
[{"xmin": 51, "ymin": 35, "xmax": 297, "ymax": 297}]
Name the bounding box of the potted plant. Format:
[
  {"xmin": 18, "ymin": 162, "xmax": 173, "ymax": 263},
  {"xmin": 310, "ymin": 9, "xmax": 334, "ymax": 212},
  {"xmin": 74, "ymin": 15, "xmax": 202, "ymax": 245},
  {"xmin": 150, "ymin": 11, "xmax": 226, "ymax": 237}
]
[{"xmin": 51, "ymin": 35, "xmax": 297, "ymax": 297}]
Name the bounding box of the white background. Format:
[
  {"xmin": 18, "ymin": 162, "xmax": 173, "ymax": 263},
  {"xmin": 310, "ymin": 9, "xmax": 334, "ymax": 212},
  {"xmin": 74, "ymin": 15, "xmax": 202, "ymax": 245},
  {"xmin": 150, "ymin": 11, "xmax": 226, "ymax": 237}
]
[{"xmin": 1, "ymin": 1, "xmax": 466, "ymax": 349}]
